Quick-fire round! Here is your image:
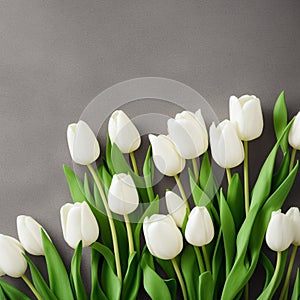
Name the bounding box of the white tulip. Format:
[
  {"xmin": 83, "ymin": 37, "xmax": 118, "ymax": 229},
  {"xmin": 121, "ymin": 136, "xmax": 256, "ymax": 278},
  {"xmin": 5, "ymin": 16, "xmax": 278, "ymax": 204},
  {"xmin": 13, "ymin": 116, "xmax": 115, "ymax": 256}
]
[
  {"xmin": 143, "ymin": 214, "xmax": 183, "ymax": 260},
  {"xmin": 17, "ymin": 215, "xmax": 50, "ymax": 256},
  {"xmin": 165, "ymin": 191, "xmax": 186, "ymax": 228},
  {"xmin": 60, "ymin": 201, "xmax": 99, "ymax": 249},
  {"xmin": 209, "ymin": 120, "xmax": 244, "ymax": 168},
  {"xmin": 266, "ymin": 210, "xmax": 294, "ymax": 252},
  {"xmin": 167, "ymin": 109, "xmax": 208, "ymax": 159},
  {"xmin": 67, "ymin": 120, "xmax": 100, "ymax": 165},
  {"xmin": 148, "ymin": 134, "xmax": 185, "ymax": 176},
  {"xmin": 108, "ymin": 110, "xmax": 141, "ymax": 153},
  {"xmin": 185, "ymin": 206, "xmax": 214, "ymax": 246},
  {"xmin": 0, "ymin": 235, "xmax": 27, "ymax": 278},
  {"xmin": 108, "ymin": 173, "xmax": 139, "ymax": 215},
  {"xmin": 288, "ymin": 112, "xmax": 300, "ymax": 150},
  {"xmin": 286, "ymin": 207, "xmax": 300, "ymax": 245},
  {"xmin": 229, "ymin": 95, "xmax": 264, "ymax": 141}
]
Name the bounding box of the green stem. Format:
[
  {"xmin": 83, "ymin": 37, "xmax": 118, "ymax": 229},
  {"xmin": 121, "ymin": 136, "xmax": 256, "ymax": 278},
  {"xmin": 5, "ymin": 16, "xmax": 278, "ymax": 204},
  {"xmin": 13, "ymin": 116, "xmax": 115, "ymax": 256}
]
[
  {"xmin": 171, "ymin": 258, "xmax": 188, "ymax": 300},
  {"xmin": 22, "ymin": 275, "xmax": 43, "ymax": 300},
  {"xmin": 174, "ymin": 174, "xmax": 190, "ymax": 213},
  {"xmin": 202, "ymin": 245, "xmax": 211, "ymax": 273},
  {"xmin": 289, "ymin": 148, "xmax": 297, "ymax": 172},
  {"xmin": 244, "ymin": 282, "xmax": 249, "ymax": 300},
  {"xmin": 194, "ymin": 246, "xmax": 205, "ymax": 273},
  {"xmin": 279, "ymin": 245, "xmax": 298, "ymax": 300},
  {"xmin": 130, "ymin": 152, "xmax": 139, "ymax": 175},
  {"xmin": 244, "ymin": 141, "xmax": 250, "ymax": 216},
  {"xmin": 192, "ymin": 158, "xmax": 199, "ymax": 183},
  {"xmin": 226, "ymin": 168, "xmax": 232, "ymax": 185},
  {"xmin": 87, "ymin": 164, "xmax": 122, "ymax": 282},
  {"xmin": 266, "ymin": 251, "xmax": 282, "ymax": 300},
  {"xmin": 124, "ymin": 214, "xmax": 135, "ymax": 254}
]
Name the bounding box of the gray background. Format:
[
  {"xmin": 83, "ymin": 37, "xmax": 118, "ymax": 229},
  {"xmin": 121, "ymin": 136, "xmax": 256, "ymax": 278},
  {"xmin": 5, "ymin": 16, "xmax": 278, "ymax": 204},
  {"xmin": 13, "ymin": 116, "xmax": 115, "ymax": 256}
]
[{"xmin": 1, "ymin": 0, "xmax": 299, "ymax": 299}]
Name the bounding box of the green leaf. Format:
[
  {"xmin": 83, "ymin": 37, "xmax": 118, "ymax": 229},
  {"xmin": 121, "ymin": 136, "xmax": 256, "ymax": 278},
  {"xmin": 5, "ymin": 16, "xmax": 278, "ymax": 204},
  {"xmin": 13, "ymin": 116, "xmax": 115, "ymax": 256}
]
[
  {"xmin": 272, "ymin": 151, "xmax": 290, "ymax": 192},
  {"xmin": 141, "ymin": 250, "xmax": 173, "ymax": 300},
  {"xmin": 155, "ymin": 258, "xmax": 176, "ymax": 279},
  {"xmin": 0, "ymin": 279, "xmax": 30, "ymax": 300},
  {"xmin": 164, "ymin": 278, "xmax": 177, "ymax": 300},
  {"xmin": 42, "ymin": 230, "xmax": 74, "ymax": 300},
  {"xmin": 143, "ymin": 146, "xmax": 155, "ymax": 201},
  {"xmin": 219, "ymin": 189, "xmax": 236, "ymax": 276},
  {"xmin": 199, "ymin": 151, "xmax": 216, "ymax": 199},
  {"xmin": 227, "ymin": 173, "xmax": 244, "ymax": 230},
  {"xmin": 260, "ymin": 252, "xmax": 274, "ymax": 289},
  {"xmin": 198, "ymin": 271, "xmax": 214, "ymax": 300},
  {"xmin": 181, "ymin": 245, "xmax": 198, "ymax": 300},
  {"xmin": 0, "ymin": 284, "xmax": 7, "ymax": 300},
  {"xmin": 291, "ymin": 268, "xmax": 300, "ymax": 300},
  {"xmin": 70, "ymin": 241, "xmax": 88, "ymax": 300},
  {"xmin": 273, "ymin": 91, "xmax": 288, "ymax": 153},
  {"xmin": 97, "ymin": 163, "xmax": 112, "ymax": 197},
  {"xmin": 83, "ymin": 173, "xmax": 94, "ymax": 204},
  {"xmin": 121, "ymin": 252, "xmax": 141, "ymax": 300},
  {"xmin": 25, "ymin": 255, "xmax": 58, "ymax": 300},
  {"xmin": 105, "ymin": 135, "xmax": 115, "ymax": 175},
  {"xmin": 90, "ymin": 248, "xmax": 108, "ymax": 300},
  {"xmin": 63, "ymin": 164, "xmax": 87, "ymax": 203}
]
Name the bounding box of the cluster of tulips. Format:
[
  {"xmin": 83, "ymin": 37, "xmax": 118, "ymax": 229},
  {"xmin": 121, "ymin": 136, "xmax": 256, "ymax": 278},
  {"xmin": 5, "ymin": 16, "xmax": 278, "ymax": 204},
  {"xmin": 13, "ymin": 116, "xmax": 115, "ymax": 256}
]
[{"xmin": 0, "ymin": 91, "xmax": 299, "ymax": 300}]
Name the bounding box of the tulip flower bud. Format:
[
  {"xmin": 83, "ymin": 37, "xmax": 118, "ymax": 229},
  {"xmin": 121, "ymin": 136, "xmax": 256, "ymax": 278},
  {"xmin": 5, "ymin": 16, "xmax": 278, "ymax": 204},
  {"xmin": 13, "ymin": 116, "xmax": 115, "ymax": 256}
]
[
  {"xmin": 166, "ymin": 191, "xmax": 186, "ymax": 228},
  {"xmin": 229, "ymin": 95, "xmax": 264, "ymax": 141},
  {"xmin": 108, "ymin": 110, "xmax": 141, "ymax": 153},
  {"xmin": 148, "ymin": 134, "xmax": 185, "ymax": 176},
  {"xmin": 108, "ymin": 173, "xmax": 139, "ymax": 215},
  {"xmin": 288, "ymin": 112, "xmax": 300, "ymax": 150},
  {"xmin": 17, "ymin": 215, "xmax": 50, "ymax": 256},
  {"xmin": 266, "ymin": 210, "xmax": 294, "ymax": 252},
  {"xmin": 0, "ymin": 234, "xmax": 27, "ymax": 278},
  {"xmin": 67, "ymin": 120, "xmax": 100, "ymax": 165},
  {"xmin": 209, "ymin": 120, "xmax": 244, "ymax": 168},
  {"xmin": 143, "ymin": 214, "xmax": 183, "ymax": 260},
  {"xmin": 167, "ymin": 109, "xmax": 208, "ymax": 159},
  {"xmin": 185, "ymin": 206, "xmax": 214, "ymax": 246},
  {"xmin": 286, "ymin": 207, "xmax": 300, "ymax": 245},
  {"xmin": 60, "ymin": 201, "xmax": 99, "ymax": 249}
]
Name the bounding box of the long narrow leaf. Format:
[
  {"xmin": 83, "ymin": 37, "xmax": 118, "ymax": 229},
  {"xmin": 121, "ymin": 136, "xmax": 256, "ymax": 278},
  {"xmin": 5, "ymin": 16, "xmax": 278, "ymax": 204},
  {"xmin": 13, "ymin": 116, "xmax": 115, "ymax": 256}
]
[{"xmin": 0, "ymin": 279, "xmax": 30, "ymax": 300}]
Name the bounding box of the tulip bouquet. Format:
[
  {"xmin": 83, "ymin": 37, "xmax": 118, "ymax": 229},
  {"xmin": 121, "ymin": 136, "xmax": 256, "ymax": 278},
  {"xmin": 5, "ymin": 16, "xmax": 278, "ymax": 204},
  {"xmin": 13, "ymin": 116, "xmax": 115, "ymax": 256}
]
[{"xmin": 0, "ymin": 91, "xmax": 300, "ymax": 300}]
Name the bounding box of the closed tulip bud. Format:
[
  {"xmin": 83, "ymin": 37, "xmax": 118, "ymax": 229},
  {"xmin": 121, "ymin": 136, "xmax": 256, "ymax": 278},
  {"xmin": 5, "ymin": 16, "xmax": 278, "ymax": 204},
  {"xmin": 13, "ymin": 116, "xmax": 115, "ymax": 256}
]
[
  {"xmin": 108, "ymin": 173, "xmax": 139, "ymax": 215},
  {"xmin": 286, "ymin": 207, "xmax": 300, "ymax": 245},
  {"xmin": 229, "ymin": 95, "xmax": 264, "ymax": 141},
  {"xmin": 167, "ymin": 109, "xmax": 208, "ymax": 159},
  {"xmin": 185, "ymin": 206, "xmax": 214, "ymax": 246},
  {"xmin": 209, "ymin": 120, "xmax": 244, "ymax": 168},
  {"xmin": 143, "ymin": 214, "xmax": 183, "ymax": 260},
  {"xmin": 17, "ymin": 215, "xmax": 49, "ymax": 256},
  {"xmin": 67, "ymin": 120, "xmax": 100, "ymax": 165},
  {"xmin": 0, "ymin": 235, "xmax": 27, "ymax": 278},
  {"xmin": 108, "ymin": 110, "xmax": 141, "ymax": 153},
  {"xmin": 266, "ymin": 210, "xmax": 294, "ymax": 252},
  {"xmin": 148, "ymin": 134, "xmax": 185, "ymax": 176},
  {"xmin": 60, "ymin": 201, "xmax": 99, "ymax": 249},
  {"xmin": 288, "ymin": 112, "xmax": 300, "ymax": 150},
  {"xmin": 166, "ymin": 191, "xmax": 186, "ymax": 228}
]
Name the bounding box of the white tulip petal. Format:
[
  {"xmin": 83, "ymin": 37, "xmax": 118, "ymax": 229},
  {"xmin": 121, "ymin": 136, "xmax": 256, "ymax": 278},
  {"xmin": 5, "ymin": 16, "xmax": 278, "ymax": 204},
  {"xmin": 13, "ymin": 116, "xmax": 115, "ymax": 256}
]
[
  {"xmin": 67, "ymin": 123, "xmax": 77, "ymax": 160},
  {"xmin": 81, "ymin": 202, "xmax": 99, "ymax": 247},
  {"xmin": 286, "ymin": 207, "xmax": 300, "ymax": 245},
  {"xmin": 65, "ymin": 205, "xmax": 82, "ymax": 249},
  {"xmin": 60, "ymin": 203, "xmax": 74, "ymax": 241},
  {"xmin": 288, "ymin": 112, "xmax": 300, "ymax": 150},
  {"xmin": 166, "ymin": 191, "xmax": 186, "ymax": 228}
]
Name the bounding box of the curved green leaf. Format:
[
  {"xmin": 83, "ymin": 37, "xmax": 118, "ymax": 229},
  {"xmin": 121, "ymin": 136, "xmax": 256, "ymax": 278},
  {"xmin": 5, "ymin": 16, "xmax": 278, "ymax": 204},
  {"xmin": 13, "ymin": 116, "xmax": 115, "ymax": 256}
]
[
  {"xmin": 260, "ymin": 252, "xmax": 274, "ymax": 289},
  {"xmin": 143, "ymin": 146, "xmax": 155, "ymax": 201},
  {"xmin": 156, "ymin": 258, "xmax": 175, "ymax": 279},
  {"xmin": 199, "ymin": 271, "xmax": 214, "ymax": 300},
  {"xmin": 199, "ymin": 151, "xmax": 216, "ymax": 199},
  {"xmin": 70, "ymin": 242, "xmax": 88, "ymax": 300},
  {"xmin": 25, "ymin": 255, "xmax": 58, "ymax": 300},
  {"xmin": 272, "ymin": 151, "xmax": 290, "ymax": 192},
  {"xmin": 0, "ymin": 283, "xmax": 7, "ymax": 300},
  {"xmin": 0, "ymin": 279, "xmax": 30, "ymax": 300},
  {"xmin": 291, "ymin": 268, "xmax": 300, "ymax": 300},
  {"xmin": 84, "ymin": 173, "xmax": 94, "ymax": 204},
  {"xmin": 42, "ymin": 230, "xmax": 74, "ymax": 300}
]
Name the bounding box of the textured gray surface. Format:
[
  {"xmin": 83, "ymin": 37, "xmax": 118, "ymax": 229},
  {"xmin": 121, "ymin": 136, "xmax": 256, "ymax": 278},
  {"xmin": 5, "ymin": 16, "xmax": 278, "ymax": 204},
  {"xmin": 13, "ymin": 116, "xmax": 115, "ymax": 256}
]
[{"xmin": 1, "ymin": 0, "xmax": 300, "ymax": 298}]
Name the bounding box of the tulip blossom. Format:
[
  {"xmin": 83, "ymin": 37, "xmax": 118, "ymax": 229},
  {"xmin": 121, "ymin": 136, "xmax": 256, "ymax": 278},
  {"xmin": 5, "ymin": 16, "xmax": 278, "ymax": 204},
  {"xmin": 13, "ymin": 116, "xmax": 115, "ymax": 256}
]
[
  {"xmin": 108, "ymin": 173, "xmax": 139, "ymax": 215},
  {"xmin": 0, "ymin": 234, "xmax": 27, "ymax": 278},
  {"xmin": 148, "ymin": 134, "xmax": 185, "ymax": 176},
  {"xmin": 67, "ymin": 120, "xmax": 100, "ymax": 165},
  {"xmin": 17, "ymin": 215, "xmax": 49, "ymax": 256},
  {"xmin": 229, "ymin": 95, "xmax": 264, "ymax": 141},
  {"xmin": 185, "ymin": 206, "xmax": 214, "ymax": 247},
  {"xmin": 60, "ymin": 201, "xmax": 99, "ymax": 249},
  {"xmin": 143, "ymin": 214, "xmax": 183, "ymax": 260},
  {"xmin": 266, "ymin": 210, "xmax": 294, "ymax": 252},
  {"xmin": 286, "ymin": 207, "xmax": 300, "ymax": 245},
  {"xmin": 288, "ymin": 112, "xmax": 300, "ymax": 150},
  {"xmin": 108, "ymin": 110, "xmax": 141, "ymax": 153},
  {"xmin": 166, "ymin": 191, "xmax": 186, "ymax": 228},
  {"xmin": 167, "ymin": 109, "xmax": 208, "ymax": 159},
  {"xmin": 209, "ymin": 120, "xmax": 244, "ymax": 168}
]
